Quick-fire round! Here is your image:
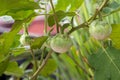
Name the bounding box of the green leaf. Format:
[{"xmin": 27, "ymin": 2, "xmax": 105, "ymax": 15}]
[
  {"xmin": 0, "ymin": 19, "xmax": 31, "ymax": 62},
  {"xmin": 10, "ymin": 34, "xmax": 26, "ymax": 56},
  {"xmin": 40, "ymin": 59, "xmax": 57, "ymax": 77},
  {"xmin": 0, "ymin": 54, "xmax": 5, "ymax": 63},
  {"xmin": 88, "ymin": 47, "xmax": 120, "ymax": 80},
  {"xmin": 12, "ymin": 48, "xmax": 26, "ymax": 56},
  {"xmin": 0, "ymin": 0, "xmax": 39, "ymax": 11},
  {"xmin": 110, "ymin": 24, "xmax": 120, "ymax": 49},
  {"xmin": 31, "ymin": 36, "xmax": 48, "ymax": 49},
  {"xmin": 0, "ymin": 0, "xmax": 40, "ymax": 20},
  {"xmin": 0, "ymin": 21, "xmax": 24, "ymax": 55},
  {"xmin": 48, "ymin": 10, "xmax": 76, "ymax": 27},
  {"xmin": 102, "ymin": 1, "xmax": 120, "ymax": 15},
  {"xmin": 0, "ymin": 36, "xmax": 6, "ymax": 62},
  {"xmin": 55, "ymin": 0, "xmax": 84, "ymax": 11},
  {"xmin": 7, "ymin": 10, "xmax": 35, "ymax": 20},
  {"xmin": 4, "ymin": 61, "xmax": 24, "ymax": 77},
  {"xmin": 11, "ymin": 34, "xmax": 21, "ymax": 48},
  {"xmin": 0, "ymin": 57, "xmax": 9, "ymax": 76}
]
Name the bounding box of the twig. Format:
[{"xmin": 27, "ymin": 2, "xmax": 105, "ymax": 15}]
[
  {"xmin": 50, "ymin": 0, "xmax": 59, "ymax": 33},
  {"xmin": 30, "ymin": 50, "xmax": 53, "ymax": 80},
  {"xmin": 89, "ymin": 0, "xmax": 109, "ymax": 23},
  {"xmin": 98, "ymin": 0, "xmax": 109, "ymax": 11},
  {"xmin": 68, "ymin": 22, "xmax": 88, "ymax": 35}
]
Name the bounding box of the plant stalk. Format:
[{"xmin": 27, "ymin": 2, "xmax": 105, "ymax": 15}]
[
  {"xmin": 30, "ymin": 50, "xmax": 53, "ymax": 80},
  {"xmin": 30, "ymin": 48, "xmax": 38, "ymax": 71},
  {"xmin": 44, "ymin": 0, "xmax": 48, "ymax": 35}
]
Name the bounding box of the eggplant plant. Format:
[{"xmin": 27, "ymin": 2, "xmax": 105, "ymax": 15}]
[{"xmin": 0, "ymin": 0, "xmax": 120, "ymax": 80}]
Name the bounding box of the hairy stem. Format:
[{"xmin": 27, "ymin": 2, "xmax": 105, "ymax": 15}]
[
  {"xmin": 44, "ymin": 0, "xmax": 48, "ymax": 35},
  {"xmin": 30, "ymin": 50, "xmax": 53, "ymax": 80},
  {"xmin": 68, "ymin": 22, "xmax": 88, "ymax": 35},
  {"xmin": 30, "ymin": 48, "xmax": 38, "ymax": 71}
]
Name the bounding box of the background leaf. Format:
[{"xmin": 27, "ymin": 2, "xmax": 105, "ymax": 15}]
[
  {"xmin": 102, "ymin": 1, "xmax": 120, "ymax": 15},
  {"xmin": 110, "ymin": 24, "xmax": 120, "ymax": 49},
  {"xmin": 0, "ymin": 0, "xmax": 40, "ymax": 20},
  {"xmin": 88, "ymin": 47, "xmax": 120, "ymax": 80}
]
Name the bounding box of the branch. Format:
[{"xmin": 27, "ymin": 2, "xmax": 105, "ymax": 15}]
[
  {"xmin": 68, "ymin": 0, "xmax": 109, "ymax": 35},
  {"xmin": 68, "ymin": 22, "xmax": 88, "ymax": 35},
  {"xmin": 89, "ymin": 0, "xmax": 109, "ymax": 22}
]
